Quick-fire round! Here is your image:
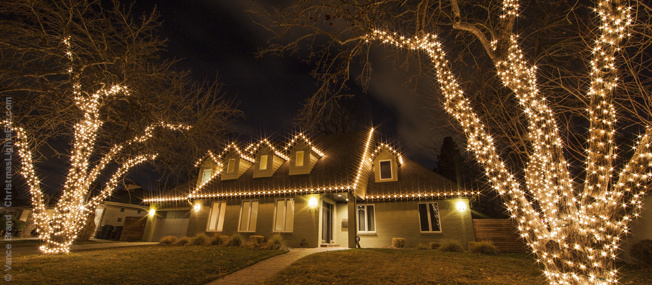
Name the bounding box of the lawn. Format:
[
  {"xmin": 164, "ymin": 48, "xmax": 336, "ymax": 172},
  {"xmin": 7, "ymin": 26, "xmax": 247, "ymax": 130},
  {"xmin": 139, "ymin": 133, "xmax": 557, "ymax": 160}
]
[
  {"xmin": 10, "ymin": 245, "xmax": 284, "ymax": 284},
  {"xmin": 264, "ymin": 249, "xmax": 652, "ymax": 285}
]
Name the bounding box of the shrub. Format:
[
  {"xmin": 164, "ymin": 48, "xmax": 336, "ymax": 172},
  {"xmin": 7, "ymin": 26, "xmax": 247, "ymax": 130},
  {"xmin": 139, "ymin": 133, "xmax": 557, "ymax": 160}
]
[
  {"xmin": 630, "ymin": 239, "xmax": 652, "ymax": 267},
  {"xmin": 175, "ymin": 237, "xmax": 192, "ymax": 246},
  {"xmin": 159, "ymin": 236, "xmax": 178, "ymax": 245},
  {"xmin": 392, "ymin": 238, "xmax": 406, "ymax": 248},
  {"xmin": 429, "ymin": 241, "xmax": 441, "ymax": 250},
  {"xmin": 265, "ymin": 234, "xmax": 288, "ymax": 250},
  {"xmin": 468, "ymin": 240, "xmax": 497, "ymax": 255},
  {"xmin": 190, "ymin": 233, "xmax": 210, "ymax": 245},
  {"xmin": 225, "ymin": 233, "xmax": 245, "ymax": 247},
  {"xmin": 209, "ymin": 235, "xmax": 227, "ymax": 246},
  {"xmin": 438, "ymin": 240, "xmax": 464, "ymax": 252},
  {"xmin": 416, "ymin": 242, "xmax": 428, "ymax": 250},
  {"xmin": 250, "ymin": 235, "xmax": 265, "ymax": 247}
]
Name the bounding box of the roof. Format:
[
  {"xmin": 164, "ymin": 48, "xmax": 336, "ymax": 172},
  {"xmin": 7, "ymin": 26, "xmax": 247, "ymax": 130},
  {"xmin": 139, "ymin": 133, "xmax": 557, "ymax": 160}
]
[{"xmin": 144, "ymin": 128, "xmax": 478, "ymax": 204}]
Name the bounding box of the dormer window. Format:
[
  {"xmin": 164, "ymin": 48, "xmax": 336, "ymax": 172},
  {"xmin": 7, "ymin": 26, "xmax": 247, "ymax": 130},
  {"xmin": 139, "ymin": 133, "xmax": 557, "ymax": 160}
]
[
  {"xmin": 201, "ymin": 169, "xmax": 212, "ymax": 184},
  {"xmin": 227, "ymin": 158, "xmax": 236, "ymax": 173},
  {"xmin": 259, "ymin": 155, "xmax": 268, "ymax": 170},
  {"xmin": 379, "ymin": 160, "xmax": 392, "ymax": 180},
  {"xmin": 295, "ymin": 151, "xmax": 304, "ymax": 167}
]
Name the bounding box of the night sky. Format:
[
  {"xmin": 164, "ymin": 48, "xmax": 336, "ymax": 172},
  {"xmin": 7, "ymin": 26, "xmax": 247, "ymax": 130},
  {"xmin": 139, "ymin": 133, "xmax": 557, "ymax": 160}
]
[{"xmin": 124, "ymin": 0, "xmax": 461, "ymax": 185}]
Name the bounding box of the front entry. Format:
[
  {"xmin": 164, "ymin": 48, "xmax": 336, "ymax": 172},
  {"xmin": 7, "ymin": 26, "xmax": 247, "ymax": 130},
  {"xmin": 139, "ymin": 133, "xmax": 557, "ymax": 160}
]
[{"xmin": 322, "ymin": 201, "xmax": 333, "ymax": 243}]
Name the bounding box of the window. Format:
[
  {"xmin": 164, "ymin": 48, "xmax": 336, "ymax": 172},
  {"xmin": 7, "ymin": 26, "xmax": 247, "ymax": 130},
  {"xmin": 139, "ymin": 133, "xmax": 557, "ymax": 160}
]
[
  {"xmin": 227, "ymin": 158, "xmax": 236, "ymax": 173},
  {"xmin": 201, "ymin": 169, "xmax": 212, "ymax": 184},
  {"xmin": 379, "ymin": 160, "xmax": 392, "ymax": 179},
  {"xmin": 274, "ymin": 199, "xmax": 294, "ymax": 232},
  {"xmin": 295, "ymin": 151, "xmax": 304, "ymax": 167},
  {"xmin": 137, "ymin": 210, "xmax": 141, "ymax": 214},
  {"xmin": 117, "ymin": 218, "xmax": 122, "ymax": 222},
  {"xmin": 120, "ymin": 208, "xmax": 125, "ymax": 212},
  {"xmin": 259, "ymin": 155, "xmax": 268, "ymax": 170},
  {"xmin": 206, "ymin": 202, "xmax": 227, "ymax": 232},
  {"xmin": 238, "ymin": 201, "xmax": 259, "ymax": 232},
  {"xmin": 357, "ymin": 205, "xmax": 376, "ymax": 233},
  {"xmin": 418, "ymin": 203, "xmax": 442, "ymax": 232}
]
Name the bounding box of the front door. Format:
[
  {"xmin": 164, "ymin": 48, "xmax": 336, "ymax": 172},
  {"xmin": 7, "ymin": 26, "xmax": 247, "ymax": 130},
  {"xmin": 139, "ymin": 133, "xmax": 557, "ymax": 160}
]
[{"xmin": 322, "ymin": 201, "xmax": 333, "ymax": 243}]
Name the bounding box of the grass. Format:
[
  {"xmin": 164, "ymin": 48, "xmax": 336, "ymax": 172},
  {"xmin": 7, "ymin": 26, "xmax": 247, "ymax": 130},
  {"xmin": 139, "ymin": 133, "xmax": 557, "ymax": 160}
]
[
  {"xmin": 0, "ymin": 239, "xmax": 114, "ymax": 248},
  {"xmin": 265, "ymin": 249, "xmax": 652, "ymax": 284},
  {"xmin": 11, "ymin": 245, "xmax": 284, "ymax": 284}
]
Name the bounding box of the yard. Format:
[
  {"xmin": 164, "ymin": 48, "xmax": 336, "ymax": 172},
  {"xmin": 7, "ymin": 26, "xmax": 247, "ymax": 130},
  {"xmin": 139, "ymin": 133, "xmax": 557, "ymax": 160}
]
[
  {"xmin": 265, "ymin": 249, "xmax": 652, "ymax": 284},
  {"xmin": 8, "ymin": 245, "xmax": 284, "ymax": 284}
]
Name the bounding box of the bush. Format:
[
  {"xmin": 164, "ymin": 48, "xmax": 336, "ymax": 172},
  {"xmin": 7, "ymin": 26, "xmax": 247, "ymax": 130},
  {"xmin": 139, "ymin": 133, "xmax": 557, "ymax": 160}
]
[
  {"xmin": 630, "ymin": 239, "xmax": 652, "ymax": 267},
  {"xmin": 159, "ymin": 236, "xmax": 178, "ymax": 245},
  {"xmin": 438, "ymin": 240, "xmax": 464, "ymax": 252},
  {"xmin": 189, "ymin": 233, "xmax": 209, "ymax": 245},
  {"xmin": 416, "ymin": 243, "xmax": 428, "ymax": 250},
  {"xmin": 468, "ymin": 240, "xmax": 497, "ymax": 255},
  {"xmin": 392, "ymin": 238, "xmax": 406, "ymax": 248},
  {"xmin": 429, "ymin": 241, "xmax": 441, "ymax": 250},
  {"xmin": 209, "ymin": 235, "xmax": 227, "ymax": 246},
  {"xmin": 225, "ymin": 233, "xmax": 245, "ymax": 247},
  {"xmin": 175, "ymin": 237, "xmax": 192, "ymax": 246},
  {"xmin": 265, "ymin": 234, "xmax": 288, "ymax": 250},
  {"xmin": 249, "ymin": 235, "xmax": 265, "ymax": 247}
]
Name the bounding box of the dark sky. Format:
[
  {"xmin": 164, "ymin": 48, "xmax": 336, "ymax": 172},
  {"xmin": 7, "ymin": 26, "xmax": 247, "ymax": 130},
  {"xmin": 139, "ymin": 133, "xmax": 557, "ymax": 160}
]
[{"xmin": 126, "ymin": 0, "xmax": 462, "ymax": 177}]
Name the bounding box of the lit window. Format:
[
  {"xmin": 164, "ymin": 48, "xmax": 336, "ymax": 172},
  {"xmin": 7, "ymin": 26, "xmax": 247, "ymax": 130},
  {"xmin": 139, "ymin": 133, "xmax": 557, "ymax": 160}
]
[
  {"xmin": 227, "ymin": 158, "xmax": 236, "ymax": 173},
  {"xmin": 418, "ymin": 203, "xmax": 442, "ymax": 232},
  {"xmin": 379, "ymin": 160, "xmax": 392, "ymax": 179},
  {"xmin": 259, "ymin": 155, "xmax": 268, "ymax": 170},
  {"xmin": 201, "ymin": 169, "xmax": 212, "ymax": 184},
  {"xmin": 206, "ymin": 202, "xmax": 226, "ymax": 232},
  {"xmin": 357, "ymin": 204, "xmax": 376, "ymax": 233},
  {"xmin": 238, "ymin": 200, "xmax": 259, "ymax": 232},
  {"xmin": 274, "ymin": 199, "xmax": 294, "ymax": 232},
  {"xmin": 295, "ymin": 151, "xmax": 304, "ymax": 167}
]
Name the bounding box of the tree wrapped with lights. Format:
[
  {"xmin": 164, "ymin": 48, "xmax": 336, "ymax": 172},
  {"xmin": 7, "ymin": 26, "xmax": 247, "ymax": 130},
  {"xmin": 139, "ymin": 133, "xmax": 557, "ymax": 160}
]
[
  {"xmin": 1, "ymin": 0, "xmax": 239, "ymax": 254},
  {"xmin": 264, "ymin": 0, "xmax": 651, "ymax": 283}
]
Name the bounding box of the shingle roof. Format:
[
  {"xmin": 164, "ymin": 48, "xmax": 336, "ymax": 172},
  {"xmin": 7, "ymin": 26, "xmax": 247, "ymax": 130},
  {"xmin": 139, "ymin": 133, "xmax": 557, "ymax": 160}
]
[{"xmin": 365, "ymin": 159, "xmax": 458, "ymax": 198}]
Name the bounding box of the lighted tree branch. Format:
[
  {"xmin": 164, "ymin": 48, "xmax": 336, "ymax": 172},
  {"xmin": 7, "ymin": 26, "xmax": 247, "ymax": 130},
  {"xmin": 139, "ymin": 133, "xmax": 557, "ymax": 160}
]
[{"xmin": 362, "ymin": 0, "xmax": 650, "ymax": 283}]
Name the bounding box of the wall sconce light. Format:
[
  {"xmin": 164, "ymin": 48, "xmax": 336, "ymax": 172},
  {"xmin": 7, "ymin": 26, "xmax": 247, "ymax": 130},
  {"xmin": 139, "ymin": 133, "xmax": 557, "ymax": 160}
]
[
  {"xmin": 308, "ymin": 197, "xmax": 318, "ymax": 208},
  {"xmin": 193, "ymin": 203, "xmax": 201, "ymax": 212},
  {"xmin": 148, "ymin": 209, "xmax": 156, "ymax": 217},
  {"xmin": 456, "ymin": 200, "xmax": 467, "ymax": 212}
]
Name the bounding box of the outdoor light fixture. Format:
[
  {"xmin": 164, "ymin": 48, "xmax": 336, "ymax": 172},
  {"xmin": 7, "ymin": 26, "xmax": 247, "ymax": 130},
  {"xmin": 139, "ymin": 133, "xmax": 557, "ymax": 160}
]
[
  {"xmin": 308, "ymin": 197, "xmax": 318, "ymax": 208},
  {"xmin": 455, "ymin": 200, "xmax": 467, "ymax": 212},
  {"xmin": 193, "ymin": 203, "xmax": 201, "ymax": 212},
  {"xmin": 148, "ymin": 209, "xmax": 156, "ymax": 217}
]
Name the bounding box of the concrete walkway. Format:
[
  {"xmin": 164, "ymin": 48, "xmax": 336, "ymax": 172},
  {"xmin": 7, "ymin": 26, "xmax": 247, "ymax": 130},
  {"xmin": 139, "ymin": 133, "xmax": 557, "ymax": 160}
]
[{"xmin": 206, "ymin": 247, "xmax": 346, "ymax": 285}]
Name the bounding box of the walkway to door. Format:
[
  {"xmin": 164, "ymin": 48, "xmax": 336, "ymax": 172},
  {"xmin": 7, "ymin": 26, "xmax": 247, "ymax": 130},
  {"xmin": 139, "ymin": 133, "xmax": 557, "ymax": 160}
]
[{"xmin": 205, "ymin": 247, "xmax": 346, "ymax": 285}]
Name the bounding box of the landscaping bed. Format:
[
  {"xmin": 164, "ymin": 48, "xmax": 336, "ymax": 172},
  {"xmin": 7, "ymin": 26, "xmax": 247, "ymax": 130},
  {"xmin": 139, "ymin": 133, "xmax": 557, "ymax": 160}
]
[
  {"xmin": 265, "ymin": 249, "xmax": 652, "ymax": 284},
  {"xmin": 10, "ymin": 245, "xmax": 284, "ymax": 284}
]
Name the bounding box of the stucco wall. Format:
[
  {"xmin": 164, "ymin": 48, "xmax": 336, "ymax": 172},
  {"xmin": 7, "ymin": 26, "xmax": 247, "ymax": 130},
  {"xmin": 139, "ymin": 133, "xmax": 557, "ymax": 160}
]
[
  {"xmin": 186, "ymin": 194, "xmax": 321, "ymax": 247},
  {"xmin": 620, "ymin": 195, "xmax": 652, "ymax": 263},
  {"xmin": 358, "ymin": 199, "xmax": 475, "ymax": 248}
]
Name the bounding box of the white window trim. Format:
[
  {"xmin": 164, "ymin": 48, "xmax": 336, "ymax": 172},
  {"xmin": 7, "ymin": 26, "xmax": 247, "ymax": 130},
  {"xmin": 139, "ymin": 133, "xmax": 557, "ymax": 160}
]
[
  {"xmin": 379, "ymin": 159, "xmax": 393, "ymax": 180},
  {"xmin": 201, "ymin": 169, "xmax": 212, "ymax": 184},
  {"xmin": 273, "ymin": 198, "xmax": 294, "ymax": 233},
  {"xmin": 357, "ymin": 204, "xmax": 376, "ymax": 233},
  {"xmin": 259, "ymin": 154, "xmax": 268, "ymax": 170},
  {"xmin": 418, "ymin": 202, "xmax": 443, "ymax": 233},
  {"xmin": 295, "ymin": 151, "xmax": 304, "ymax": 167},
  {"xmin": 238, "ymin": 200, "xmax": 258, "ymax": 232},
  {"xmin": 227, "ymin": 158, "xmax": 236, "ymax": 173},
  {"xmin": 206, "ymin": 201, "xmax": 226, "ymax": 232}
]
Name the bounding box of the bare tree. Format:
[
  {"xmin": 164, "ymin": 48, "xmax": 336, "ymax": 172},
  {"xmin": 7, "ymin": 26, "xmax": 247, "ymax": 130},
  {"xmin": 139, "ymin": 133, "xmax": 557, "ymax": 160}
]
[
  {"xmin": 262, "ymin": 0, "xmax": 652, "ymax": 283},
  {"xmin": 1, "ymin": 0, "xmax": 240, "ymax": 254}
]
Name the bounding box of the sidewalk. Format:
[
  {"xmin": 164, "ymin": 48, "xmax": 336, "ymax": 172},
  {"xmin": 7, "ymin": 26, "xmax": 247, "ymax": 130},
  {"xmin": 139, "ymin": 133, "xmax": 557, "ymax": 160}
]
[{"xmin": 206, "ymin": 247, "xmax": 346, "ymax": 285}]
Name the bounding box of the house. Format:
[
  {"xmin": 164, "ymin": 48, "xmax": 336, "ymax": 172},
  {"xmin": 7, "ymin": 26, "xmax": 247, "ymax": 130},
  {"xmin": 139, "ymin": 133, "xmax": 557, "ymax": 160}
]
[
  {"xmin": 91, "ymin": 182, "xmax": 149, "ymax": 241},
  {"xmin": 142, "ymin": 128, "xmax": 479, "ymax": 248}
]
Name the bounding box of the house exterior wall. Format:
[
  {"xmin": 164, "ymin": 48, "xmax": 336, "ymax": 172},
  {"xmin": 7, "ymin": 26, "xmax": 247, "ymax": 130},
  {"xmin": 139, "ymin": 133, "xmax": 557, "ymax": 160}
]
[
  {"xmin": 620, "ymin": 195, "xmax": 652, "ymax": 263},
  {"xmin": 334, "ymin": 202, "xmax": 349, "ymax": 247},
  {"xmin": 186, "ymin": 194, "xmax": 322, "ymax": 247},
  {"xmin": 99, "ymin": 205, "xmax": 147, "ymax": 228},
  {"xmin": 357, "ymin": 199, "xmax": 475, "ymax": 248}
]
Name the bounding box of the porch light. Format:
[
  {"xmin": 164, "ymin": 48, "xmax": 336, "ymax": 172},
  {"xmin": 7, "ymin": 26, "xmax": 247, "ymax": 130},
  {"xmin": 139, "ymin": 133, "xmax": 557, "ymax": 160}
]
[
  {"xmin": 148, "ymin": 209, "xmax": 156, "ymax": 217},
  {"xmin": 308, "ymin": 197, "xmax": 318, "ymax": 208},
  {"xmin": 193, "ymin": 203, "xmax": 201, "ymax": 212},
  {"xmin": 456, "ymin": 200, "xmax": 467, "ymax": 212}
]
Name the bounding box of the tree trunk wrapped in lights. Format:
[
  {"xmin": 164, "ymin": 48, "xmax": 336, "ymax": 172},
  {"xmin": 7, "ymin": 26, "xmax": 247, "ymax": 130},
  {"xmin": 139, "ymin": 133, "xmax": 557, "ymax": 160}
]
[{"xmin": 363, "ymin": 0, "xmax": 650, "ymax": 283}]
